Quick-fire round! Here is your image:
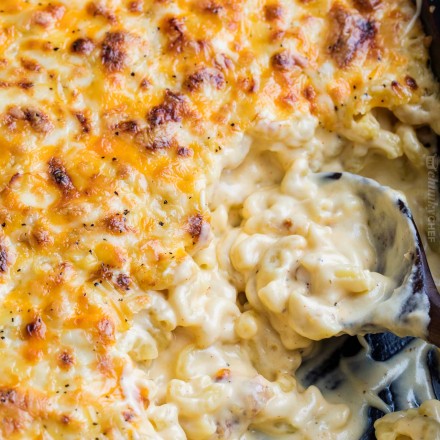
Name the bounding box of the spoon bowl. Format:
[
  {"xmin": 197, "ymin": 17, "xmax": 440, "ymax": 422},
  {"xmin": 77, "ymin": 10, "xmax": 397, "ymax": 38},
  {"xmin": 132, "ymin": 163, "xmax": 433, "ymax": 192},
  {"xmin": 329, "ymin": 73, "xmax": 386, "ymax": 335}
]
[{"xmin": 315, "ymin": 172, "xmax": 440, "ymax": 344}]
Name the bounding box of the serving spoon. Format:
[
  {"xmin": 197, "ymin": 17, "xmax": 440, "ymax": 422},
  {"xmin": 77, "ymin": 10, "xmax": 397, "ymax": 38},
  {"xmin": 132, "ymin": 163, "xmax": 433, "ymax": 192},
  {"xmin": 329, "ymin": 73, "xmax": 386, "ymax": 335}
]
[{"xmin": 316, "ymin": 172, "xmax": 440, "ymax": 345}]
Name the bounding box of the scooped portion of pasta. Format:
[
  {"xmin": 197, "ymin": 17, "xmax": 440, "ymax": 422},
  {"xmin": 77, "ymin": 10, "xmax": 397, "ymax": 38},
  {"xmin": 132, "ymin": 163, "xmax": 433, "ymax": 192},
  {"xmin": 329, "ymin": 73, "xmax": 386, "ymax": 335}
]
[
  {"xmin": 375, "ymin": 400, "xmax": 440, "ymax": 440},
  {"xmin": 0, "ymin": 0, "xmax": 438, "ymax": 439}
]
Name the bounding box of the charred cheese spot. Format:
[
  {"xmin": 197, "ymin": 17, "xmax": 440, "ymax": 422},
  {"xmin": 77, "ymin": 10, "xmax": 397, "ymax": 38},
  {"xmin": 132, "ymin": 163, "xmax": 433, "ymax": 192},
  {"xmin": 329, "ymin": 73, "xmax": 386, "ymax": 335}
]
[
  {"xmin": 177, "ymin": 146, "xmax": 194, "ymax": 157},
  {"xmin": 58, "ymin": 351, "xmax": 75, "ymax": 369},
  {"xmin": 87, "ymin": 1, "xmax": 116, "ymax": 23},
  {"xmin": 303, "ymin": 85, "xmax": 316, "ymax": 101},
  {"xmin": 147, "ymin": 90, "xmax": 190, "ymax": 126},
  {"xmin": 20, "ymin": 58, "xmax": 41, "ymax": 72},
  {"xmin": 0, "ymin": 81, "xmax": 33, "ymax": 89},
  {"xmin": 48, "ymin": 158, "xmax": 76, "ymax": 197},
  {"xmin": 0, "ymin": 244, "xmax": 9, "ymax": 272},
  {"xmin": 187, "ymin": 213, "xmax": 204, "ymax": 239},
  {"xmin": 48, "ymin": 262, "xmax": 73, "ymax": 286},
  {"xmin": 4, "ymin": 173, "xmax": 21, "ymax": 190},
  {"xmin": 264, "ymin": 4, "xmax": 283, "ymax": 21},
  {"xmin": 164, "ymin": 17, "xmax": 187, "ymax": 53},
  {"xmin": 101, "ymin": 32, "xmax": 128, "ymax": 72},
  {"xmin": 352, "ymin": 0, "xmax": 381, "ymax": 12},
  {"xmin": 201, "ymin": 1, "xmax": 224, "ymax": 14},
  {"xmin": 115, "ymin": 273, "xmax": 131, "ymax": 291},
  {"xmin": 75, "ymin": 112, "xmax": 91, "ymax": 133},
  {"xmin": 328, "ymin": 5, "xmax": 377, "ymax": 68},
  {"xmin": 18, "ymin": 81, "xmax": 34, "ymax": 90},
  {"xmin": 207, "ymin": 4, "xmax": 224, "ymax": 15},
  {"xmin": 185, "ymin": 67, "xmax": 225, "ymax": 91},
  {"xmin": 114, "ymin": 119, "xmax": 141, "ymax": 134},
  {"xmin": 139, "ymin": 77, "xmax": 151, "ymax": 89},
  {"xmin": 271, "ymin": 50, "xmax": 307, "ymax": 71},
  {"xmin": 26, "ymin": 109, "xmax": 52, "ymax": 132},
  {"xmin": 0, "ymin": 390, "xmax": 17, "ymax": 407},
  {"xmin": 31, "ymin": 226, "xmax": 54, "ymax": 248},
  {"xmin": 0, "ymin": 387, "xmax": 47, "ymax": 437},
  {"xmin": 143, "ymin": 135, "xmax": 173, "ymax": 151},
  {"xmin": 4, "ymin": 106, "xmax": 53, "ymax": 134},
  {"xmin": 390, "ymin": 79, "xmax": 411, "ymax": 100},
  {"xmin": 405, "ymin": 75, "xmax": 418, "ymax": 90},
  {"xmin": 71, "ymin": 38, "xmax": 95, "ymax": 55},
  {"xmin": 95, "ymin": 263, "xmax": 114, "ymax": 281},
  {"xmin": 104, "ymin": 213, "xmax": 128, "ymax": 234},
  {"xmin": 122, "ymin": 410, "xmax": 135, "ymax": 422},
  {"xmin": 31, "ymin": 4, "xmax": 65, "ymax": 28},
  {"xmin": 214, "ymin": 368, "xmax": 231, "ymax": 382},
  {"xmin": 303, "ymin": 85, "xmax": 317, "ymax": 112},
  {"xmin": 24, "ymin": 317, "xmax": 46, "ymax": 340}
]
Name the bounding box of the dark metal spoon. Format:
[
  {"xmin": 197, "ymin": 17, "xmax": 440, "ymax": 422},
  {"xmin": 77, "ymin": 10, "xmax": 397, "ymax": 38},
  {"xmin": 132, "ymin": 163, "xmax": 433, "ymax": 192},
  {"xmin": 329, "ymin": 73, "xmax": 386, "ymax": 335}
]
[{"xmin": 316, "ymin": 172, "xmax": 440, "ymax": 345}]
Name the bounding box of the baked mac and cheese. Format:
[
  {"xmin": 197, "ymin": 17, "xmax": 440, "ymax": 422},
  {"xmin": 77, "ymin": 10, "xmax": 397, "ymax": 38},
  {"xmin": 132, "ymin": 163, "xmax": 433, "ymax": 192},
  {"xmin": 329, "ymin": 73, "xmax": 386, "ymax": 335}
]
[{"xmin": 0, "ymin": 0, "xmax": 439, "ymax": 438}]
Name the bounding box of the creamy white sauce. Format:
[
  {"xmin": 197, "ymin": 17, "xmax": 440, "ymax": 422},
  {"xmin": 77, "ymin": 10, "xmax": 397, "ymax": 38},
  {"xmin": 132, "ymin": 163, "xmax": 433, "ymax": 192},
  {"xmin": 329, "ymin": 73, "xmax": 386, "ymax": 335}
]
[
  {"xmin": 197, "ymin": 125, "xmax": 440, "ymax": 439},
  {"xmin": 313, "ymin": 173, "xmax": 431, "ymax": 340},
  {"xmin": 298, "ymin": 335, "xmax": 438, "ymax": 439}
]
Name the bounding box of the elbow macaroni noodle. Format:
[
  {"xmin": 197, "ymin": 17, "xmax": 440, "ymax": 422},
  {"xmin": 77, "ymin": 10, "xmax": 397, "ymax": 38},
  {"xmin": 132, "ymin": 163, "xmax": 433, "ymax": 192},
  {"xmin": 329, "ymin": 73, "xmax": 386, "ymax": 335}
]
[{"xmin": 150, "ymin": 110, "xmax": 440, "ymax": 438}]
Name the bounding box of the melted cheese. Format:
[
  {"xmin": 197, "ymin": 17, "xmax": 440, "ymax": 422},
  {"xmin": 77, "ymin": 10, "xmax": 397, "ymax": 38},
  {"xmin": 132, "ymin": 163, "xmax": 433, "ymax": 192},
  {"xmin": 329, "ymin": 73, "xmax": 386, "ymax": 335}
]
[{"xmin": 0, "ymin": 0, "xmax": 438, "ymax": 439}]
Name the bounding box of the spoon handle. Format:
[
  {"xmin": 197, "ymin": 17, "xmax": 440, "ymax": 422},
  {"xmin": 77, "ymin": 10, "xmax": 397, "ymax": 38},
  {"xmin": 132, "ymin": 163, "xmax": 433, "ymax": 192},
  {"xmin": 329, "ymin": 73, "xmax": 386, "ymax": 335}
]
[
  {"xmin": 399, "ymin": 208, "xmax": 440, "ymax": 345},
  {"xmin": 418, "ymin": 240, "xmax": 440, "ymax": 345},
  {"xmin": 420, "ymin": 0, "xmax": 440, "ymax": 344}
]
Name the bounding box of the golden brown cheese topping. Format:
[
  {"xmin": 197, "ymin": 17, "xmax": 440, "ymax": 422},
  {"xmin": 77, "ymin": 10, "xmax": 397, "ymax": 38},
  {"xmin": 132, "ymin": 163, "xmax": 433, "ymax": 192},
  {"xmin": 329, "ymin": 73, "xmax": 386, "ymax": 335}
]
[{"xmin": 0, "ymin": 0, "xmax": 438, "ymax": 439}]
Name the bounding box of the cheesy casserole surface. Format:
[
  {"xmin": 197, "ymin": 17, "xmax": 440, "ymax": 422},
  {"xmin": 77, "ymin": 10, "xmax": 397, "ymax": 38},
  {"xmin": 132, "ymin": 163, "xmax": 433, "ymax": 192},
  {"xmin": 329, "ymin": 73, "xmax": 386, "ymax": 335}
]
[{"xmin": 0, "ymin": 0, "xmax": 439, "ymax": 438}]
